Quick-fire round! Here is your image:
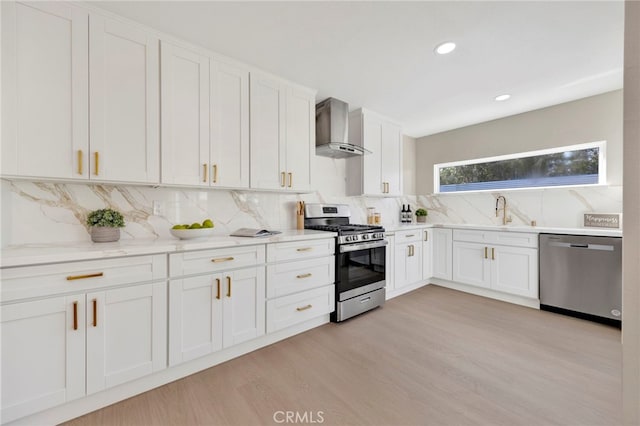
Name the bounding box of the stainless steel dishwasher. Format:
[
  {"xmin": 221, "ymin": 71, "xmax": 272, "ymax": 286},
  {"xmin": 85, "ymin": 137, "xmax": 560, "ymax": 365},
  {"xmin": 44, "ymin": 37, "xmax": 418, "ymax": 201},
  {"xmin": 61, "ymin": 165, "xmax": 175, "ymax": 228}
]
[{"xmin": 539, "ymin": 233, "xmax": 622, "ymax": 325}]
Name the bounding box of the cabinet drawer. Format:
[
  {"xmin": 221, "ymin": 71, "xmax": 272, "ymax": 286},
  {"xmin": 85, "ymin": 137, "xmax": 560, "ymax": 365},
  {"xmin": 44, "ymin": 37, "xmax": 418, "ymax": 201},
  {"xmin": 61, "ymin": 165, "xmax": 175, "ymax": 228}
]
[
  {"xmin": 1, "ymin": 255, "xmax": 167, "ymax": 303},
  {"xmin": 267, "ymin": 239, "xmax": 334, "ymax": 263},
  {"xmin": 170, "ymin": 245, "xmax": 265, "ymax": 277},
  {"xmin": 266, "ymin": 284, "xmax": 334, "ymax": 333},
  {"xmin": 453, "ymin": 229, "xmax": 538, "ymax": 248},
  {"xmin": 394, "ymin": 229, "xmax": 423, "ymax": 243},
  {"xmin": 267, "ymin": 256, "xmax": 334, "ymax": 298}
]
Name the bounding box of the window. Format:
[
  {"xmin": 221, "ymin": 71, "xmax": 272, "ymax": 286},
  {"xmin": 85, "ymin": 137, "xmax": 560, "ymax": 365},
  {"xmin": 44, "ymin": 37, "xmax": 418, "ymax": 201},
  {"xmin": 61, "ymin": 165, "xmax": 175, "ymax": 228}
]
[{"xmin": 434, "ymin": 141, "xmax": 606, "ymax": 193}]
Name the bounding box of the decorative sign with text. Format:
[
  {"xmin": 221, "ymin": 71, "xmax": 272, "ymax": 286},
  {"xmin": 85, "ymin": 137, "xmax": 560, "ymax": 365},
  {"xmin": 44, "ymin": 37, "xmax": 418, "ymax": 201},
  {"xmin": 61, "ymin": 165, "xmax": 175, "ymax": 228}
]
[{"xmin": 584, "ymin": 213, "xmax": 622, "ymax": 229}]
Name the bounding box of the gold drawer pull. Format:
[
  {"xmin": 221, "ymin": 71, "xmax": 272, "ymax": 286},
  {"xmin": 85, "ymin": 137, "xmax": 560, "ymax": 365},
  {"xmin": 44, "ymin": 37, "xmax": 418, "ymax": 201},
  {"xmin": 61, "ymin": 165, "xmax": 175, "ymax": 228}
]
[
  {"xmin": 216, "ymin": 278, "xmax": 221, "ymax": 300},
  {"xmin": 296, "ymin": 247, "xmax": 312, "ymax": 252},
  {"xmin": 203, "ymin": 164, "xmax": 208, "ymax": 183},
  {"xmin": 211, "ymin": 257, "xmax": 234, "ymax": 263},
  {"xmin": 296, "ymin": 273, "xmax": 312, "ymax": 279},
  {"xmin": 92, "ymin": 299, "xmax": 97, "ymax": 327},
  {"xmin": 492, "ymin": 247, "xmax": 495, "ymax": 260},
  {"xmin": 281, "ymin": 171, "xmax": 286, "ymax": 187},
  {"xmin": 288, "ymin": 172, "xmax": 293, "ymax": 188},
  {"xmin": 73, "ymin": 301, "xmax": 78, "ymax": 330},
  {"xmin": 424, "ymin": 231, "xmax": 428, "ymax": 241},
  {"xmin": 77, "ymin": 150, "xmax": 83, "ymax": 175},
  {"xmin": 66, "ymin": 272, "xmax": 104, "ymax": 281},
  {"xmin": 296, "ymin": 304, "xmax": 312, "ymax": 312},
  {"xmin": 484, "ymin": 247, "xmax": 488, "ymax": 259},
  {"xmin": 227, "ymin": 276, "xmax": 232, "ymax": 298},
  {"xmin": 406, "ymin": 234, "xmax": 415, "ymax": 238},
  {"xmin": 94, "ymin": 152, "xmax": 99, "ymax": 176},
  {"xmin": 212, "ymin": 164, "xmax": 218, "ymax": 183}
]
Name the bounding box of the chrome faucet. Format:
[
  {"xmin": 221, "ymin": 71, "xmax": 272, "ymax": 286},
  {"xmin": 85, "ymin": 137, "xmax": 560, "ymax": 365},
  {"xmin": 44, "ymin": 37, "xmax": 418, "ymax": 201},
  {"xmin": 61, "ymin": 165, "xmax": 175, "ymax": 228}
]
[{"xmin": 495, "ymin": 195, "xmax": 512, "ymax": 225}]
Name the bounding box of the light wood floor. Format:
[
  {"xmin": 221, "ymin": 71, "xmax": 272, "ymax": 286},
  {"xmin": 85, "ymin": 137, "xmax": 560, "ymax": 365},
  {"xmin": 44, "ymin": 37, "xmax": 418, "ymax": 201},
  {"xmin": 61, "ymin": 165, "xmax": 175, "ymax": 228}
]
[{"xmin": 65, "ymin": 285, "xmax": 622, "ymax": 426}]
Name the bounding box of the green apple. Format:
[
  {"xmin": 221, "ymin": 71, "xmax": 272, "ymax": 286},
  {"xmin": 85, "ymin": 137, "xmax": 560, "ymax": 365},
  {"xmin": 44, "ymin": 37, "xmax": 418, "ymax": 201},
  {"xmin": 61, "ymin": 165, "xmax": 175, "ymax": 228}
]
[{"xmin": 202, "ymin": 219, "xmax": 214, "ymax": 228}]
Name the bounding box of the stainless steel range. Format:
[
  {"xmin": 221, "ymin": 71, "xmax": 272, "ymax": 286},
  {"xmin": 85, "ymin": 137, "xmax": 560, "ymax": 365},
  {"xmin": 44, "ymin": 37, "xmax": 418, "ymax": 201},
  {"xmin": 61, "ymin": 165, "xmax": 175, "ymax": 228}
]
[{"xmin": 304, "ymin": 203, "xmax": 387, "ymax": 322}]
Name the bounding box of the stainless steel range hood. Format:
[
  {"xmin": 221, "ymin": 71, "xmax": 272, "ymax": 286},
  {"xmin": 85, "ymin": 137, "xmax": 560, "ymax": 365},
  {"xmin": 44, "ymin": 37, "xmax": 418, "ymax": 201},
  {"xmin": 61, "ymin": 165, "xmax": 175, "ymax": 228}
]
[{"xmin": 315, "ymin": 98, "xmax": 371, "ymax": 158}]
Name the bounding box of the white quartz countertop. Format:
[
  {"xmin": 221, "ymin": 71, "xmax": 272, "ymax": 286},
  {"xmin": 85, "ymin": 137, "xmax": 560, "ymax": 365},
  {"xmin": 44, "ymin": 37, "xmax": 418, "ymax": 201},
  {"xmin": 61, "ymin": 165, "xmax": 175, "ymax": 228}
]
[
  {"xmin": 0, "ymin": 230, "xmax": 336, "ymax": 268},
  {"xmin": 385, "ymin": 223, "xmax": 623, "ymax": 238}
]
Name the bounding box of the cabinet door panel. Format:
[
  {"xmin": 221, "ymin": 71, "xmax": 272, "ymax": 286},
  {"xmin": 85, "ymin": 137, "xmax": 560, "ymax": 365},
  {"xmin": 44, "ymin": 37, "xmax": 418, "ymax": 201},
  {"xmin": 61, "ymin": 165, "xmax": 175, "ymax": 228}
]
[
  {"xmin": 223, "ymin": 268, "xmax": 265, "ymax": 348},
  {"xmin": 86, "ymin": 282, "xmax": 166, "ymax": 394},
  {"xmin": 285, "ymin": 86, "xmax": 314, "ymax": 191},
  {"xmin": 250, "ymin": 73, "xmax": 286, "ymax": 190},
  {"xmin": 422, "ymin": 229, "xmax": 433, "ymax": 280},
  {"xmin": 211, "ymin": 60, "xmax": 249, "ymax": 188},
  {"xmin": 385, "ymin": 235, "xmax": 395, "ymax": 294},
  {"xmin": 394, "ymin": 243, "xmax": 422, "ymax": 289},
  {"xmin": 362, "ymin": 116, "xmax": 383, "ymax": 195},
  {"xmin": 1, "ymin": 2, "xmax": 88, "ymax": 179},
  {"xmin": 168, "ymin": 275, "xmax": 223, "ymax": 366},
  {"xmin": 90, "ymin": 15, "xmax": 159, "ymax": 183},
  {"xmin": 161, "ymin": 42, "xmax": 210, "ymax": 186},
  {"xmin": 491, "ymin": 246, "xmax": 538, "ymax": 298},
  {"xmin": 380, "ymin": 121, "xmax": 402, "ymax": 195},
  {"xmin": 1, "ymin": 296, "xmax": 85, "ymax": 424},
  {"xmin": 432, "ymin": 229, "xmax": 453, "ymax": 280},
  {"xmin": 453, "ymin": 242, "xmax": 491, "ymax": 288}
]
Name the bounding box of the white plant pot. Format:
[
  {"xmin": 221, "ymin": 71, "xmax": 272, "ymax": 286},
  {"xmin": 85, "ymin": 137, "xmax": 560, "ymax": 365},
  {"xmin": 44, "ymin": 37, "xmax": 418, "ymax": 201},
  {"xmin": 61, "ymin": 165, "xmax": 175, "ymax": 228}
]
[{"xmin": 90, "ymin": 227, "xmax": 120, "ymax": 243}]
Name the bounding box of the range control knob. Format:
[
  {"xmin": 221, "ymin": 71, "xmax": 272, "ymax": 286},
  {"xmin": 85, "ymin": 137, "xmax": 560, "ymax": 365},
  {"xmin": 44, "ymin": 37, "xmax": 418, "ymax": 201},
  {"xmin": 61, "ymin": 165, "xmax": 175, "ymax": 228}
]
[{"xmin": 362, "ymin": 234, "xmax": 370, "ymax": 240}]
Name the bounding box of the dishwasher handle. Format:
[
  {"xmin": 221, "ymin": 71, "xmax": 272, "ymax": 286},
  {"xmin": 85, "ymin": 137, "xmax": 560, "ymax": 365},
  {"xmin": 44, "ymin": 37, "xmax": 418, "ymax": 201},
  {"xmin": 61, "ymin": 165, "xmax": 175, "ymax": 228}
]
[{"xmin": 548, "ymin": 242, "xmax": 614, "ymax": 251}]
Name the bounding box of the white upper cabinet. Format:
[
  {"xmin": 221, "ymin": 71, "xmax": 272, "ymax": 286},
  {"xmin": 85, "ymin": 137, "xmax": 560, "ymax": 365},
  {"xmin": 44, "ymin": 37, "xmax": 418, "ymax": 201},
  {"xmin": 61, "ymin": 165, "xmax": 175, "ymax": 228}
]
[
  {"xmin": 160, "ymin": 42, "xmax": 251, "ymax": 189},
  {"xmin": 160, "ymin": 41, "xmax": 210, "ymax": 186},
  {"xmin": 1, "ymin": 2, "xmax": 89, "ymax": 179},
  {"xmin": 347, "ymin": 109, "xmax": 403, "ymax": 196},
  {"xmin": 89, "ymin": 15, "xmax": 160, "ymax": 183},
  {"xmin": 250, "ymin": 71, "xmax": 315, "ymax": 191},
  {"xmin": 210, "ymin": 60, "xmax": 250, "ymax": 188}
]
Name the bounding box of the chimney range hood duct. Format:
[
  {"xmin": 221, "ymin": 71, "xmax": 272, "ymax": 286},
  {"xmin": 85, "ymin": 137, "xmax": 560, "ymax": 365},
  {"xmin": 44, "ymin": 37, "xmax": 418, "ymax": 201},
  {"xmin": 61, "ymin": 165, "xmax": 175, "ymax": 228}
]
[{"xmin": 315, "ymin": 97, "xmax": 371, "ymax": 158}]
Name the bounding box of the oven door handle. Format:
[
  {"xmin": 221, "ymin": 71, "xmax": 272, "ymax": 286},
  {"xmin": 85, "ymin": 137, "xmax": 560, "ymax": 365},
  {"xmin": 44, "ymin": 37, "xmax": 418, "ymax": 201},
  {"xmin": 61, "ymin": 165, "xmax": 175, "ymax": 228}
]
[{"xmin": 339, "ymin": 240, "xmax": 388, "ymax": 253}]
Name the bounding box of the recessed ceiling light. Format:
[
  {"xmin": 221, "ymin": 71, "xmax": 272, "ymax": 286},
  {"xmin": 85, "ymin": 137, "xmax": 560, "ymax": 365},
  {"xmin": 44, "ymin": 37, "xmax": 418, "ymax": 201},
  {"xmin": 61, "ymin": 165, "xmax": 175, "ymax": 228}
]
[
  {"xmin": 494, "ymin": 94, "xmax": 511, "ymax": 102},
  {"xmin": 435, "ymin": 42, "xmax": 456, "ymax": 55}
]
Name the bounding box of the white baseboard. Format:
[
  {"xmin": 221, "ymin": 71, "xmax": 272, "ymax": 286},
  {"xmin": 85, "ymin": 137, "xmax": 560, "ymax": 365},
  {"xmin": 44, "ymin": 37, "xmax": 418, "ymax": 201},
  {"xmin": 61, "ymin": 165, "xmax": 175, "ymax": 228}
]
[
  {"xmin": 8, "ymin": 315, "xmax": 331, "ymax": 426},
  {"xmin": 429, "ymin": 278, "xmax": 540, "ymax": 309},
  {"xmin": 386, "ymin": 281, "xmax": 430, "ymax": 300}
]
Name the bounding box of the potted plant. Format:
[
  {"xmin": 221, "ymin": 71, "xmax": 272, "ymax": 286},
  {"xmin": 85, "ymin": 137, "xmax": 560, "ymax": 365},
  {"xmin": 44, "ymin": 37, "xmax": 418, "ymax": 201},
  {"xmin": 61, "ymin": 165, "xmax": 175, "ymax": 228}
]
[
  {"xmin": 86, "ymin": 208, "xmax": 125, "ymax": 243},
  {"xmin": 415, "ymin": 208, "xmax": 428, "ymax": 223}
]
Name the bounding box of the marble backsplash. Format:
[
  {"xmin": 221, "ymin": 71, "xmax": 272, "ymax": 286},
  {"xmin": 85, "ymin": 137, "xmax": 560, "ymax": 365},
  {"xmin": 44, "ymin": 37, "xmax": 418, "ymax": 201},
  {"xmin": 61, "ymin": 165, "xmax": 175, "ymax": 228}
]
[{"xmin": 0, "ymin": 179, "xmax": 623, "ymax": 247}]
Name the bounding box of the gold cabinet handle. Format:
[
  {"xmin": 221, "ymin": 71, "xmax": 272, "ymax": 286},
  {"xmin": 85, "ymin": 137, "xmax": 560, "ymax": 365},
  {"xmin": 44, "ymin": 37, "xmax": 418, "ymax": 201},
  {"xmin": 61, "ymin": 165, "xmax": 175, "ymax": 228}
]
[
  {"xmin": 296, "ymin": 304, "xmax": 312, "ymax": 312},
  {"xmin": 203, "ymin": 164, "xmax": 208, "ymax": 183},
  {"xmin": 408, "ymin": 244, "xmax": 414, "ymax": 257},
  {"xmin": 211, "ymin": 257, "xmax": 234, "ymax": 263},
  {"xmin": 92, "ymin": 299, "xmax": 97, "ymax": 327},
  {"xmin": 66, "ymin": 272, "xmax": 104, "ymax": 281},
  {"xmin": 226, "ymin": 276, "xmax": 232, "ymax": 298},
  {"xmin": 492, "ymin": 247, "xmax": 495, "ymax": 260},
  {"xmin": 78, "ymin": 150, "xmax": 83, "ymax": 175},
  {"xmin": 296, "ymin": 273, "xmax": 312, "ymax": 279},
  {"xmin": 281, "ymin": 172, "xmax": 286, "ymax": 187},
  {"xmin": 424, "ymin": 231, "xmax": 428, "ymax": 242},
  {"xmin": 212, "ymin": 164, "xmax": 218, "ymax": 183},
  {"xmin": 73, "ymin": 301, "xmax": 78, "ymax": 330},
  {"xmin": 216, "ymin": 278, "xmax": 221, "ymax": 300},
  {"xmin": 296, "ymin": 247, "xmax": 312, "ymax": 252},
  {"xmin": 288, "ymin": 172, "xmax": 293, "ymax": 188},
  {"xmin": 406, "ymin": 234, "xmax": 415, "ymax": 238},
  {"xmin": 484, "ymin": 247, "xmax": 488, "ymax": 259},
  {"xmin": 94, "ymin": 152, "xmax": 99, "ymax": 176}
]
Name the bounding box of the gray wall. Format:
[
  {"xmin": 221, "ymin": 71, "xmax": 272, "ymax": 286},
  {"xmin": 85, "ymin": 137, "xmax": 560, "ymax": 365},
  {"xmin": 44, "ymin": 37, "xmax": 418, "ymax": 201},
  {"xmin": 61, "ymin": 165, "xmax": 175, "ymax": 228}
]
[
  {"xmin": 415, "ymin": 90, "xmax": 623, "ymax": 194},
  {"xmin": 403, "ymin": 135, "xmax": 416, "ymax": 195}
]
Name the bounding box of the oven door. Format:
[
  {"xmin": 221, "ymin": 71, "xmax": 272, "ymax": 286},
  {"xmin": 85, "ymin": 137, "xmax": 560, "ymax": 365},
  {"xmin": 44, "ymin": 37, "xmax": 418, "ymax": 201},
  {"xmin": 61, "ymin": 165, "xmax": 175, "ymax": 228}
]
[{"xmin": 336, "ymin": 240, "xmax": 387, "ymax": 300}]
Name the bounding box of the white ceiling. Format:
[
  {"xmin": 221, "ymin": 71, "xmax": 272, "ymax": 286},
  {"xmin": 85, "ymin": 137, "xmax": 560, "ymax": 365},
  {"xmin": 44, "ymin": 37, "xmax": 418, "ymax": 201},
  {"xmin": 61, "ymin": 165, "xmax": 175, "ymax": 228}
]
[{"xmin": 94, "ymin": 1, "xmax": 624, "ymax": 138}]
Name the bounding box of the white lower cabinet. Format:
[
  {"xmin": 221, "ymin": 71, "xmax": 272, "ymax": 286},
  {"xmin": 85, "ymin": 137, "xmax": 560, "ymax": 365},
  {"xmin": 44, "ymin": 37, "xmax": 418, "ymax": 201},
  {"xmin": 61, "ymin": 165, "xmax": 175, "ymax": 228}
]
[
  {"xmin": 0, "ymin": 255, "xmax": 168, "ymax": 424},
  {"xmin": 1, "ymin": 282, "xmax": 167, "ymax": 424},
  {"xmin": 265, "ymin": 239, "xmax": 335, "ymax": 332},
  {"xmin": 452, "ymin": 230, "xmax": 538, "ymax": 298},
  {"xmin": 393, "ymin": 230, "xmax": 424, "ymax": 291},
  {"xmin": 384, "ymin": 234, "xmax": 395, "ymax": 294},
  {"xmin": 432, "ymin": 228, "xmax": 453, "ymax": 280},
  {"xmin": 86, "ymin": 283, "xmax": 167, "ymax": 394},
  {"xmin": 169, "ymin": 267, "xmax": 265, "ymax": 366},
  {"xmin": 422, "ymin": 229, "xmax": 433, "ymax": 280},
  {"xmin": 1, "ymin": 296, "xmax": 85, "ymax": 424}
]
